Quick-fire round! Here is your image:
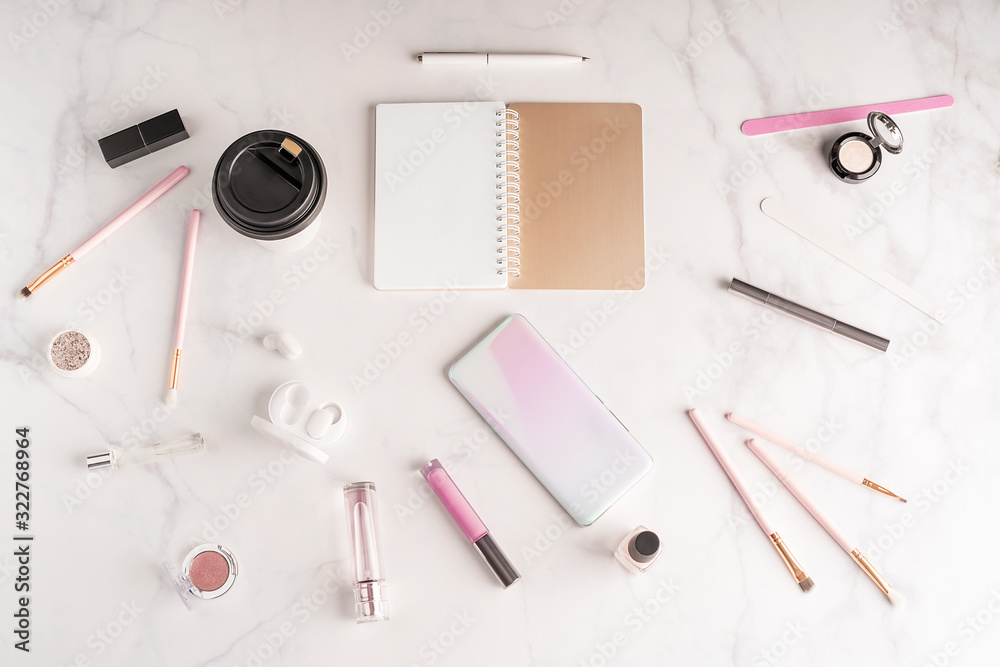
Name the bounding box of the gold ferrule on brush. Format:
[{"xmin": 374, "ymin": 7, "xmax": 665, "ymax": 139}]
[
  {"xmin": 168, "ymin": 349, "xmax": 182, "ymax": 389},
  {"xmin": 25, "ymin": 253, "xmax": 75, "ymax": 294},
  {"xmin": 862, "ymin": 478, "xmax": 907, "ymax": 502},
  {"xmin": 769, "ymin": 532, "xmax": 808, "ymax": 584},
  {"xmin": 850, "ymin": 549, "xmax": 891, "ymax": 595}
]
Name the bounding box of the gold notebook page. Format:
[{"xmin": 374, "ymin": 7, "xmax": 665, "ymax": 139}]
[{"xmin": 508, "ymin": 103, "xmax": 645, "ymax": 290}]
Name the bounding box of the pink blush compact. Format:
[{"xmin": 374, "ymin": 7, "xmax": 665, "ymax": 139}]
[
  {"xmin": 189, "ymin": 551, "xmax": 231, "ymax": 592},
  {"xmin": 164, "ymin": 543, "xmax": 239, "ymax": 610}
]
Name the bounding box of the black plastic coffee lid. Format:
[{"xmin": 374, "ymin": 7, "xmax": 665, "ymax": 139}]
[{"xmin": 213, "ymin": 130, "xmax": 326, "ymax": 240}]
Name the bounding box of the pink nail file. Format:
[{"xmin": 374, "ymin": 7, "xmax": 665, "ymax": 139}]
[{"xmin": 741, "ymin": 94, "xmax": 953, "ymax": 136}]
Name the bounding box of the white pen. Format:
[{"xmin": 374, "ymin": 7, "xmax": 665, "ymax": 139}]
[{"xmin": 417, "ymin": 52, "xmax": 588, "ymax": 65}]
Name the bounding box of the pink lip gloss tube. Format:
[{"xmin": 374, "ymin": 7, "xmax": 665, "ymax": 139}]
[{"xmin": 421, "ymin": 459, "xmax": 520, "ymax": 588}]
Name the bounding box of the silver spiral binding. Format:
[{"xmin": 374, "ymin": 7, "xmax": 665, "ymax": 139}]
[{"xmin": 496, "ymin": 108, "xmax": 520, "ymax": 277}]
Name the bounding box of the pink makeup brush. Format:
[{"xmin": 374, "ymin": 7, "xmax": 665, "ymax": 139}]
[
  {"xmin": 747, "ymin": 438, "xmax": 904, "ymax": 606},
  {"xmin": 727, "ymin": 413, "xmax": 906, "ymax": 502},
  {"xmin": 19, "ymin": 166, "xmax": 189, "ymax": 298},
  {"xmin": 166, "ymin": 210, "xmax": 200, "ymax": 408},
  {"xmin": 688, "ymin": 409, "xmax": 814, "ymax": 592}
]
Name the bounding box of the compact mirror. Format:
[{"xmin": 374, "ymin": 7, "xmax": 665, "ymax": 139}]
[
  {"xmin": 867, "ymin": 111, "xmax": 904, "ymax": 154},
  {"xmin": 828, "ymin": 111, "xmax": 904, "ymax": 183}
]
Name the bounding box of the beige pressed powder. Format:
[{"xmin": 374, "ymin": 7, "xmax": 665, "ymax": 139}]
[
  {"xmin": 829, "ymin": 111, "xmax": 904, "ymax": 183},
  {"xmin": 838, "ymin": 139, "xmax": 875, "ymax": 173}
]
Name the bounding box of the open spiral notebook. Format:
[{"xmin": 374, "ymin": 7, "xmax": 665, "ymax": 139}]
[{"xmin": 373, "ymin": 102, "xmax": 645, "ymax": 290}]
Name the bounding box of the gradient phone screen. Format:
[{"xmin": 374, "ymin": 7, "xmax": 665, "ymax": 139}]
[{"xmin": 449, "ymin": 314, "xmax": 653, "ymax": 526}]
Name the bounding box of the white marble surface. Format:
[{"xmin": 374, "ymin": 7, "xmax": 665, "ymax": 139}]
[{"xmin": 1, "ymin": 0, "xmax": 999, "ymax": 665}]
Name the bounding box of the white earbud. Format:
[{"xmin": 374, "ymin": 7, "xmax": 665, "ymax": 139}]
[
  {"xmin": 306, "ymin": 402, "xmax": 347, "ymax": 441},
  {"xmin": 262, "ymin": 332, "xmax": 303, "ymax": 360}
]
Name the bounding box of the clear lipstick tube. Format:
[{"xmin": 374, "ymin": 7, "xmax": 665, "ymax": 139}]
[{"xmin": 344, "ymin": 481, "xmax": 389, "ymax": 622}]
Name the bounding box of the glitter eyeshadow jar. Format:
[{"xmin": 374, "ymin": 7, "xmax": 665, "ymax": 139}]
[
  {"xmin": 829, "ymin": 111, "xmax": 904, "ymax": 183},
  {"xmin": 164, "ymin": 544, "xmax": 239, "ymax": 610},
  {"xmin": 48, "ymin": 330, "xmax": 101, "ymax": 378}
]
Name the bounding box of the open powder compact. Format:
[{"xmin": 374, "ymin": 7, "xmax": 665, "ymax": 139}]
[
  {"xmin": 828, "ymin": 111, "xmax": 904, "ymax": 183},
  {"xmin": 164, "ymin": 543, "xmax": 239, "ymax": 610}
]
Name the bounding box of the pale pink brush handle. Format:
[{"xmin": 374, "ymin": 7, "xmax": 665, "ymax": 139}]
[
  {"xmin": 173, "ymin": 210, "xmax": 200, "ymax": 350},
  {"xmin": 727, "ymin": 413, "xmax": 864, "ymax": 485},
  {"xmin": 688, "ymin": 409, "xmax": 774, "ymax": 535},
  {"xmin": 741, "ymin": 95, "xmax": 953, "ymax": 136},
  {"xmin": 747, "ymin": 438, "xmax": 855, "ymax": 553},
  {"xmin": 71, "ymin": 166, "xmax": 189, "ymax": 258}
]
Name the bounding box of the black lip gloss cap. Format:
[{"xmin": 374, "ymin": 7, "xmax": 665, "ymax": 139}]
[{"xmin": 99, "ymin": 109, "xmax": 189, "ymax": 168}]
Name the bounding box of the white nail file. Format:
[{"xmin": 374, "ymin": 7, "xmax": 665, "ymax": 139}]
[{"xmin": 759, "ymin": 198, "xmax": 948, "ymax": 324}]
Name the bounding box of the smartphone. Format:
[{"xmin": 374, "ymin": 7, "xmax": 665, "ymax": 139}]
[{"xmin": 449, "ymin": 314, "xmax": 653, "ymax": 526}]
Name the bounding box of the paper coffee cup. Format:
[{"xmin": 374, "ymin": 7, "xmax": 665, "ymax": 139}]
[{"xmin": 213, "ymin": 130, "xmax": 327, "ymax": 253}]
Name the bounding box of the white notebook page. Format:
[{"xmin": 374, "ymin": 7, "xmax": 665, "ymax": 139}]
[{"xmin": 374, "ymin": 101, "xmax": 507, "ymax": 290}]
